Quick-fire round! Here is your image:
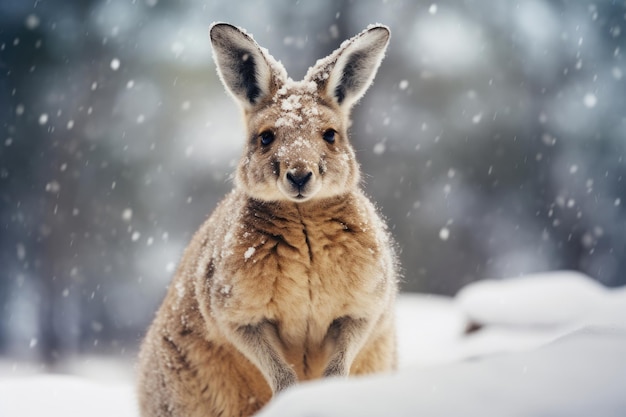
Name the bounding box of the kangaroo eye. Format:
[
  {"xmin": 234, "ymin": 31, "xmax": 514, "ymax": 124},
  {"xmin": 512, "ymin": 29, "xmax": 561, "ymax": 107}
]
[
  {"xmin": 322, "ymin": 129, "xmax": 336, "ymax": 144},
  {"xmin": 259, "ymin": 131, "xmax": 275, "ymax": 146}
]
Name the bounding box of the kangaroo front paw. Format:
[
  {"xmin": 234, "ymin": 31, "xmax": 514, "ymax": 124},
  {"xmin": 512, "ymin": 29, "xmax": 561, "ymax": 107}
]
[
  {"xmin": 322, "ymin": 357, "xmax": 349, "ymax": 378},
  {"xmin": 273, "ymin": 369, "xmax": 297, "ymax": 393}
]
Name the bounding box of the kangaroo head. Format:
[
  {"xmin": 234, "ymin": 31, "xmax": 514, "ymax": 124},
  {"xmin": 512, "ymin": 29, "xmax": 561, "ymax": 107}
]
[{"xmin": 210, "ymin": 23, "xmax": 390, "ymax": 203}]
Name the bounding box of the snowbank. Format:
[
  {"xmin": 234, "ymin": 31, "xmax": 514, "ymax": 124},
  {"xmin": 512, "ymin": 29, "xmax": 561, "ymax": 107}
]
[
  {"xmin": 0, "ymin": 375, "xmax": 137, "ymax": 417},
  {"xmin": 260, "ymin": 327, "xmax": 626, "ymax": 417},
  {"xmin": 1, "ymin": 271, "xmax": 625, "ymax": 417},
  {"xmin": 456, "ymin": 270, "xmax": 626, "ymax": 329}
]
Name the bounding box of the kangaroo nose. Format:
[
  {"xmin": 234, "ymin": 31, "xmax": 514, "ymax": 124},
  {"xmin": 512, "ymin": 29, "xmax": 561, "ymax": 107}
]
[{"xmin": 286, "ymin": 171, "xmax": 312, "ymax": 188}]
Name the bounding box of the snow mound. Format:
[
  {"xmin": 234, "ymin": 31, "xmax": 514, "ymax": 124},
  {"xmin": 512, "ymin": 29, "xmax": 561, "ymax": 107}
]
[
  {"xmin": 395, "ymin": 293, "xmax": 467, "ymax": 367},
  {"xmin": 0, "ymin": 375, "xmax": 137, "ymax": 417},
  {"xmin": 259, "ymin": 327, "xmax": 626, "ymax": 417},
  {"xmin": 2, "ymin": 271, "xmax": 625, "ymax": 417},
  {"xmin": 456, "ymin": 271, "xmax": 626, "ymax": 329}
]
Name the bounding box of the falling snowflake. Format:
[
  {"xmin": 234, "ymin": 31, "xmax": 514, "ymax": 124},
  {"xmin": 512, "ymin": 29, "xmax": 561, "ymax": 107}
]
[
  {"xmin": 583, "ymin": 93, "xmax": 597, "ymax": 108},
  {"xmin": 25, "ymin": 14, "xmax": 40, "ymax": 30},
  {"xmin": 45, "ymin": 181, "xmax": 61, "ymax": 193},
  {"xmin": 122, "ymin": 208, "xmax": 133, "ymax": 222},
  {"xmin": 373, "ymin": 142, "xmax": 386, "ymax": 155},
  {"xmin": 110, "ymin": 58, "xmax": 121, "ymax": 71}
]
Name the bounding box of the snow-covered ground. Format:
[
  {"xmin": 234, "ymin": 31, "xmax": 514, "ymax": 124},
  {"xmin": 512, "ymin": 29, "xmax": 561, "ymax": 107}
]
[{"xmin": 2, "ymin": 271, "xmax": 625, "ymax": 416}]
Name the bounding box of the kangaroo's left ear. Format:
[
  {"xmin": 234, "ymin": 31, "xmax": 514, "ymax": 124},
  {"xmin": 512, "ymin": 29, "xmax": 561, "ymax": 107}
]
[{"xmin": 306, "ymin": 25, "xmax": 390, "ymax": 109}]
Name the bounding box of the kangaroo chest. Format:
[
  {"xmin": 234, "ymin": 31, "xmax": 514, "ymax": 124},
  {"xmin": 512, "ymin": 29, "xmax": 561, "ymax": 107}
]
[{"xmin": 217, "ymin": 201, "xmax": 388, "ymax": 348}]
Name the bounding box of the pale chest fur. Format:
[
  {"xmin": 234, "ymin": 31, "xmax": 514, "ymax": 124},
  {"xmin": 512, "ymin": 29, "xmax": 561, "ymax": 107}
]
[{"xmin": 205, "ymin": 191, "xmax": 395, "ymax": 349}]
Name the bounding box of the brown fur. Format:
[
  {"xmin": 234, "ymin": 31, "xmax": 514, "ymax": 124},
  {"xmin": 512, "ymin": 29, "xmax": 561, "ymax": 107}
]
[{"xmin": 137, "ymin": 23, "xmax": 398, "ymax": 417}]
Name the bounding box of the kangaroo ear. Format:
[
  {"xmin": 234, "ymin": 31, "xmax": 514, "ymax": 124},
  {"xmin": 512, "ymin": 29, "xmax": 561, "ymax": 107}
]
[
  {"xmin": 210, "ymin": 23, "xmax": 285, "ymax": 109},
  {"xmin": 306, "ymin": 25, "xmax": 390, "ymax": 109}
]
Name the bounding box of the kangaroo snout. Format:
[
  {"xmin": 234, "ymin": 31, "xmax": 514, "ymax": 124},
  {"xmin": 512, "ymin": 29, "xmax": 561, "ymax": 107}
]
[
  {"xmin": 280, "ymin": 164, "xmax": 319, "ymax": 201},
  {"xmin": 286, "ymin": 171, "xmax": 312, "ymax": 188}
]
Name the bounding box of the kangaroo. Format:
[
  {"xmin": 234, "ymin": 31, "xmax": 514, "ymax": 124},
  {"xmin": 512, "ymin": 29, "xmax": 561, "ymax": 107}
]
[{"xmin": 137, "ymin": 23, "xmax": 398, "ymax": 417}]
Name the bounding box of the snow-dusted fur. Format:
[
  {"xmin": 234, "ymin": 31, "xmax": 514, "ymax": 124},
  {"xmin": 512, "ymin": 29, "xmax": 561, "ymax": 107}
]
[{"xmin": 137, "ymin": 23, "xmax": 398, "ymax": 417}]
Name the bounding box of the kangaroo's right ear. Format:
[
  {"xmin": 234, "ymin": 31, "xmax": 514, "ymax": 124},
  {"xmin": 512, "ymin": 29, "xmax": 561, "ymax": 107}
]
[{"xmin": 210, "ymin": 23, "xmax": 284, "ymax": 109}]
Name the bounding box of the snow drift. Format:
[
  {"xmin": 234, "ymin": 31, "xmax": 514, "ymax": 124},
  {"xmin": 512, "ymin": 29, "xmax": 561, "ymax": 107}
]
[{"xmin": 1, "ymin": 271, "xmax": 625, "ymax": 417}]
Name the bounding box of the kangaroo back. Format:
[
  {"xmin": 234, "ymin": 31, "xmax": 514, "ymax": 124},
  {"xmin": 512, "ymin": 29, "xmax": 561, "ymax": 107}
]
[{"xmin": 137, "ymin": 23, "xmax": 398, "ymax": 417}]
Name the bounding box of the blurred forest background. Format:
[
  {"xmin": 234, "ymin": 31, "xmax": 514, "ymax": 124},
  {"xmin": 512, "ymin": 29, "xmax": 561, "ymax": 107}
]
[{"xmin": 1, "ymin": 0, "xmax": 625, "ymax": 366}]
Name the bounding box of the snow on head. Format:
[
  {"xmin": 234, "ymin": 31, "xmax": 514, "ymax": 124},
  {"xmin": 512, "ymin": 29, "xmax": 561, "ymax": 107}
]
[{"xmin": 273, "ymin": 80, "xmax": 320, "ymax": 129}]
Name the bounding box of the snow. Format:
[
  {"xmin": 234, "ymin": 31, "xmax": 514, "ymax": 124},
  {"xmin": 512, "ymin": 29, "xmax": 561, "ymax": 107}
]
[
  {"xmin": 24, "ymin": 15, "xmax": 40, "ymax": 31},
  {"xmin": 174, "ymin": 281, "xmax": 185, "ymax": 300},
  {"xmin": 456, "ymin": 271, "xmax": 626, "ymax": 328},
  {"xmin": 121, "ymin": 208, "xmax": 133, "ymax": 222},
  {"xmin": 110, "ymin": 58, "xmax": 121, "ymax": 71},
  {"xmin": 260, "ymin": 328, "xmax": 626, "ymax": 417},
  {"xmin": 1, "ymin": 271, "xmax": 625, "ymax": 416},
  {"xmin": 0, "ymin": 376, "xmax": 137, "ymax": 417},
  {"xmin": 45, "ymin": 181, "xmax": 61, "ymax": 193},
  {"xmin": 244, "ymin": 246, "xmax": 256, "ymax": 260},
  {"xmin": 583, "ymin": 92, "xmax": 597, "ymax": 108},
  {"xmin": 438, "ymin": 227, "xmax": 450, "ymax": 241}
]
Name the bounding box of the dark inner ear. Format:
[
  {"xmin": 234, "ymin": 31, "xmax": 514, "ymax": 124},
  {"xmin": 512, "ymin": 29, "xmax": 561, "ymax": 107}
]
[
  {"xmin": 334, "ymin": 51, "xmax": 366, "ymax": 104},
  {"xmin": 232, "ymin": 48, "xmax": 261, "ymax": 104}
]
